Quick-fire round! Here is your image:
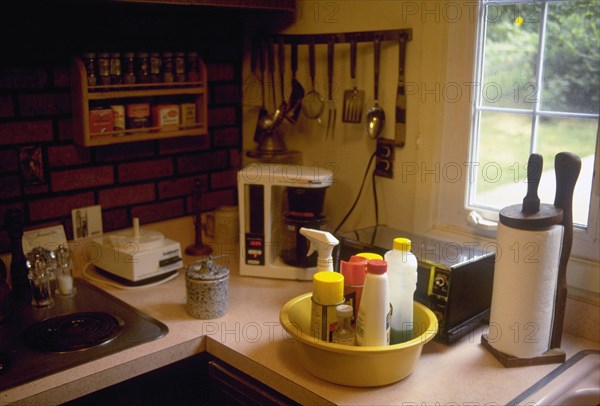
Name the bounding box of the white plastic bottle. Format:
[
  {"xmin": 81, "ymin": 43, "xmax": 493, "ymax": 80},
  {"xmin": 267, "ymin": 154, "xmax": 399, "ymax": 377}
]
[
  {"xmin": 355, "ymin": 259, "xmax": 390, "ymax": 346},
  {"xmin": 384, "ymin": 237, "xmax": 418, "ymax": 344}
]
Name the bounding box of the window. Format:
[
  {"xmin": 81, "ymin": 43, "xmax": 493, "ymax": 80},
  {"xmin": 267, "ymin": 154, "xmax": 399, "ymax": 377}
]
[{"xmin": 467, "ymin": 0, "xmax": 599, "ymax": 259}]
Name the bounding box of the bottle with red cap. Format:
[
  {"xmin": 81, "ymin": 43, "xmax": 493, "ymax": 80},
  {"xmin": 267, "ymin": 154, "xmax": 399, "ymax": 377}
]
[
  {"xmin": 340, "ymin": 255, "xmax": 368, "ymax": 322},
  {"xmin": 355, "ymin": 259, "xmax": 391, "ymax": 346}
]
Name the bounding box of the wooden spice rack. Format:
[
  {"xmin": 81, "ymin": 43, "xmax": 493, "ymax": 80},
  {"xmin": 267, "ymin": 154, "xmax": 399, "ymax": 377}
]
[{"xmin": 70, "ymin": 57, "xmax": 208, "ymax": 147}]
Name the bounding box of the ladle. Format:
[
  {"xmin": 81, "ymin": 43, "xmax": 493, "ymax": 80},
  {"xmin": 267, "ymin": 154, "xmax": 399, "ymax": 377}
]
[
  {"xmin": 366, "ymin": 35, "xmax": 385, "ymax": 139},
  {"xmin": 258, "ymin": 38, "xmax": 279, "ymax": 132},
  {"xmin": 302, "ymin": 38, "xmax": 324, "ymax": 121}
]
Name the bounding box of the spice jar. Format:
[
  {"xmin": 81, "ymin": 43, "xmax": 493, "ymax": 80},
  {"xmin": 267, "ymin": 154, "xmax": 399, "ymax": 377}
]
[
  {"xmin": 175, "ymin": 51, "xmax": 186, "ymax": 82},
  {"xmin": 97, "ymin": 52, "xmax": 111, "ymax": 86},
  {"xmin": 185, "ymin": 257, "xmax": 229, "ymax": 319},
  {"xmin": 135, "ymin": 51, "xmax": 150, "ymax": 84},
  {"xmin": 123, "ymin": 52, "xmax": 136, "ymax": 85},
  {"xmin": 81, "ymin": 52, "xmax": 97, "ymax": 86},
  {"xmin": 110, "ymin": 52, "xmax": 123, "ymax": 84},
  {"xmin": 161, "ymin": 51, "xmax": 174, "ymax": 83},
  {"xmin": 150, "ymin": 52, "xmax": 162, "ymax": 83},
  {"xmin": 186, "ymin": 51, "xmax": 199, "ymax": 82}
]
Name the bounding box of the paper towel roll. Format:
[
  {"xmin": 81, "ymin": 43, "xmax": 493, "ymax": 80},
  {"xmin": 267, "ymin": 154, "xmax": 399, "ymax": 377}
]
[{"xmin": 488, "ymin": 223, "xmax": 563, "ymax": 358}]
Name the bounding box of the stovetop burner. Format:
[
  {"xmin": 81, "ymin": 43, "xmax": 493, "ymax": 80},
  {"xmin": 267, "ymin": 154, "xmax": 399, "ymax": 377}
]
[
  {"xmin": 24, "ymin": 312, "xmax": 124, "ymax": 352},
  {"xmin": 0, "ymin": 278, "xmax": 168, "ymax": 392}
]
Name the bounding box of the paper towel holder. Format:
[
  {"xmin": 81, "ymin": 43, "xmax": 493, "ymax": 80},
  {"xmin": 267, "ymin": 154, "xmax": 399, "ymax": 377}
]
[{"xmin": 481, "ymin": 152, "xmax": 581, "ymax": 367}]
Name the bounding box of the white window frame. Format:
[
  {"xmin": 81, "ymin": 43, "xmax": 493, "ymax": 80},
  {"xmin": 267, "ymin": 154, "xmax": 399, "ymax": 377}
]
[{"xmin": 432, "ymin": 0, "xmax": 599, "ymax": 296}]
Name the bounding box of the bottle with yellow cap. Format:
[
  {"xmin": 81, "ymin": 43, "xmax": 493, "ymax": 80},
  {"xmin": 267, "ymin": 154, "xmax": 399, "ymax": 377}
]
[
  {"xmin": 384, "ymin": 238, "xmax": 418, "ymax": 344},
  {"xmin": 310, "ymin": 271, "xmax": 345, "ymax": 342}
]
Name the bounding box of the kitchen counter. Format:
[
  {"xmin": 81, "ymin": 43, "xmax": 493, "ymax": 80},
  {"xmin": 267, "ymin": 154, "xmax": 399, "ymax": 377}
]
[{"xmin": 2, "ymin": 217, "xmax": 599, "ymax": 405}]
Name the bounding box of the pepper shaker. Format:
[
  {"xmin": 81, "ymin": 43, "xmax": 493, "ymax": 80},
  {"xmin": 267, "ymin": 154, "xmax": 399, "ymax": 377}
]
[{"xmin": 27, "ymin": 252, "xmax": 54, "ymax": 308}]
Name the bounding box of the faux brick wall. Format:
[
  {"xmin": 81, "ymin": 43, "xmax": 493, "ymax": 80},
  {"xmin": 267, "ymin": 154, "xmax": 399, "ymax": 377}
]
[{"xmin": 0, "ymin": 3, "xmax": 244, "ymax": 252}]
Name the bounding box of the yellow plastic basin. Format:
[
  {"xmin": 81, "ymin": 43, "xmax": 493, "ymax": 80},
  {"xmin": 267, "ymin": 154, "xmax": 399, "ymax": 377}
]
[{"xmin": 279, "ymin": 293, "xmax": 438, "ymax": 387}]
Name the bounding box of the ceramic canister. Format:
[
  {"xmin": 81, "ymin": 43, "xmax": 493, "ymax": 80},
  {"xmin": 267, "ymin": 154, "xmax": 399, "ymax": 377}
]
[
  {"xmin": 206, "ymin": 206, "xmax": 239, "ymax": 243},
  {"xmin": 185, "ymin": 258, "xmax": 229, "ymax": 319}
]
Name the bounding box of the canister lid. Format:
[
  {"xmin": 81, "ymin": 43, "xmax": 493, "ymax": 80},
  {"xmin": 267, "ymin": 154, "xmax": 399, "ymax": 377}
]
[
  {"xmin": 392, "ymin": 238, "xmax": 411, "ymax": 251},
  {"xmin": 186, "ymin": 258, "xmax": 229, "ymax": 281},
  {"xmin": 312, "ymin": 271, "xmax": 344, "ymax": 305}
]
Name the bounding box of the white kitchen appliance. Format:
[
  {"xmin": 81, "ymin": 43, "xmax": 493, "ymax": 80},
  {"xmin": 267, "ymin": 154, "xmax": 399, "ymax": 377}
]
[
  {"xmin": 90, "ymin": 218, "xmax": 183, "ymax": 284},
  {"xmin": 238, "ymin": 163, "xmax": 333, "ymax": 280}
]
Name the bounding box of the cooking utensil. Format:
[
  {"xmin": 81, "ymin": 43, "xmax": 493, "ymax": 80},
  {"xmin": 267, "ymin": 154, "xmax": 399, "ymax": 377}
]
[
  {"xmin": 277, "ymin": 36, "xmax": 287, "ymax": 115},
  {"xmin": 325, "ymin": 36, "xmax": 337, "ymax": 139},
  {"xmin": 342, "ymin": 37, "xmax": 365, "ymax": 123},
  {"xmin": 394, "ymin": 32, "xmax": 407, "ymax": 147},
  {"xmin": 302, "ymin": 38, "xmax": 324, "ymax": 121},
  {"xmin": 366, "ymin": 35, "xmax": 385, "ymax": 139},
  {"xmin": 253, "ymin": 39, "xmax": 268, "ymax": 142},
  {"xmin": 258, "ymin": 38, "xmax": 281, "ymax": 133},
  {"xmin": 287, "ymin": 42, "xmax": 305, "ymax": 123}
]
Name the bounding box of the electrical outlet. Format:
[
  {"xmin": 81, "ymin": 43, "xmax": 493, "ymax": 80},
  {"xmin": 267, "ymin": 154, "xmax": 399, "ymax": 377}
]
[{"xmin": 375, "ymin": 138, "xmax": 394, "ymax": 178}]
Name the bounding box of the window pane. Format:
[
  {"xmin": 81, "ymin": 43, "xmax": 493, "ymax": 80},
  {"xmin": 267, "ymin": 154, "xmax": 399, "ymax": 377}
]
[
  {"xmin": 470, "ymin": 111, "xmax": 532, "ymax": 210},
  {"xmin": 481, "ymin": 3, "xmax": 541, "ymax": 109},
  {"xmin": 541, "ymin": 1, "xmax": 600, "ymax": 114},
  {"xmin": 537, "ymin": 116, "xmax": 597, "ymax": 226}
]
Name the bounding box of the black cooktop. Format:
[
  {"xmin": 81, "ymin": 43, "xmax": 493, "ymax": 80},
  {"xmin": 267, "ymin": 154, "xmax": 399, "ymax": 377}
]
[{"xmin": 0, "ymin": 278, "xmax": 168, "ymax": 392}]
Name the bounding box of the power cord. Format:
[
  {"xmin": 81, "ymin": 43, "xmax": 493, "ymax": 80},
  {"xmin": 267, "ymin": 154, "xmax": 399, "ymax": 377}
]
[{"xmin": 333, "ymin": 151, "xmax": 378, "ymax": 234}]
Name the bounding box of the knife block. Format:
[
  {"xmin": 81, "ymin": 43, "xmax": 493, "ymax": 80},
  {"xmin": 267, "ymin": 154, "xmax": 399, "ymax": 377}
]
[{"xmin": 481, "ymin": 152, "xmax": 581, "ymax": 367}]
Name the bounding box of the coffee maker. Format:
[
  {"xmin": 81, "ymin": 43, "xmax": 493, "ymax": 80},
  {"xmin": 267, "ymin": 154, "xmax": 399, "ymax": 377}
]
[{"xmin": 237, "ymin": 163, "xmax": 333, "ymax": 280}]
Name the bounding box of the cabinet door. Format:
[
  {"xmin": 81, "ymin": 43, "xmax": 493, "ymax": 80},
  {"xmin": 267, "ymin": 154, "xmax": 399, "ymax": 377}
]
[{"xmin": 208, "ymin": 360, "xmax": 299, "ymax": 405}]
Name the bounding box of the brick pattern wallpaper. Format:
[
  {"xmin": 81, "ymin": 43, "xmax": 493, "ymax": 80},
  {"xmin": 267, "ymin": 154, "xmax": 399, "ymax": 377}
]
[{"xmin": 0, "ymin": 3, "xmax": 244, "ymax": 253}]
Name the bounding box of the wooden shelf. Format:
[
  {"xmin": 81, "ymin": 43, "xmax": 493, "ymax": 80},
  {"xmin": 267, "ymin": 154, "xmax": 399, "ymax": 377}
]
[{"xmin": 71, "ymin": 57, "xmax": 208, "ymax": 147}]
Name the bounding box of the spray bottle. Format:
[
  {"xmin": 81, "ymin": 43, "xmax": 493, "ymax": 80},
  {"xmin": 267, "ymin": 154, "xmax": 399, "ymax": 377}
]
[{"xmin": 299, "ymin": 228, "xmax": 339, "ymax": 272}]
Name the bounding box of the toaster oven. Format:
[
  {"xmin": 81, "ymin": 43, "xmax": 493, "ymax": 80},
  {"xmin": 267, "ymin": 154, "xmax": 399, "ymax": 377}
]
[{"xmin": 337, "ymin": 225, "xmax": 496, "ymax": 343}]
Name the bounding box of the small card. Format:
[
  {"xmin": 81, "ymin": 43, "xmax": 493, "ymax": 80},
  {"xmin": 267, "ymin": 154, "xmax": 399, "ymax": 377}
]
[
  {"xmin": 22, "ymin": 225, "xmax": 68, "ymax": 255},
  {"xmin": 71, "ymin": 205, "xmax": 103, "ymax": 240}
]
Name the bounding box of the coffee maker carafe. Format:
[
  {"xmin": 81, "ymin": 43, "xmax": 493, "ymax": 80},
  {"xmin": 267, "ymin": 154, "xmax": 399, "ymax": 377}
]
[{"xmin": 237, "ymin": 164, "xmax": 333, "ymax": 280}]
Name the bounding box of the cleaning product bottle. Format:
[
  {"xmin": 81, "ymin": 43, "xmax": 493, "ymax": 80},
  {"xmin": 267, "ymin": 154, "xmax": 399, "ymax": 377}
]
[
  {"xmin": 384, "ymin": 237, "xmax": 418, "ymax": 344},
  {"xmin": 332, "ymin": 304, "xmax": 356, "ymax": 346},
  {"xmin": 355, "ymin": 259, "xmax": 390, "ymax": 346},
  {"xmin": 310, "ymin": 271, "xmax": 345, "ymax": 342},
  {"xmin": 340, "ymin": 256, "xmax": 367, "ymax": 322},
  {"xmin": 299, "ymin": 228, "xmax": 339, "ymax": 272}
]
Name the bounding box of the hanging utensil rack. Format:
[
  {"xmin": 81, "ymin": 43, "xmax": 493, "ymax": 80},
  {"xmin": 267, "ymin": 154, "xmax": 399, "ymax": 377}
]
[{"xmin": 254, "ymin": 29, "xmax": 412, "ymax": 46}]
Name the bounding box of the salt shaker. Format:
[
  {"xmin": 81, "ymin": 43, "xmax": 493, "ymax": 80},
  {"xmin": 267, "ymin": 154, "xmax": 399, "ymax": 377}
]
[
  {"xmin": 27, "ymin": 252, "xmax": 54, "ymax": 308},
  {"xmin": 56, "ymin": 244, "xmax": 76, "ymax": 296},
  {"xmin": 185, "ymin": 257, "xmax": 229, "ymax": 319}
]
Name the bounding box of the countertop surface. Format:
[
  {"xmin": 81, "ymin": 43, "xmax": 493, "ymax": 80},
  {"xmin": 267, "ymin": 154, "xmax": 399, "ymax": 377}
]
[{"xmin": 2, "ymin": 217, "xmax": 599, "ymax": 405}]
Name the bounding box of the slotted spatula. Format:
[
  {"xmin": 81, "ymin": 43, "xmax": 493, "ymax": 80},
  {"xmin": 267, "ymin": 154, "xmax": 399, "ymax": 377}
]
[{"xmin": 342, "ymin": 38, "xmax": 365, "ymax": 123}]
